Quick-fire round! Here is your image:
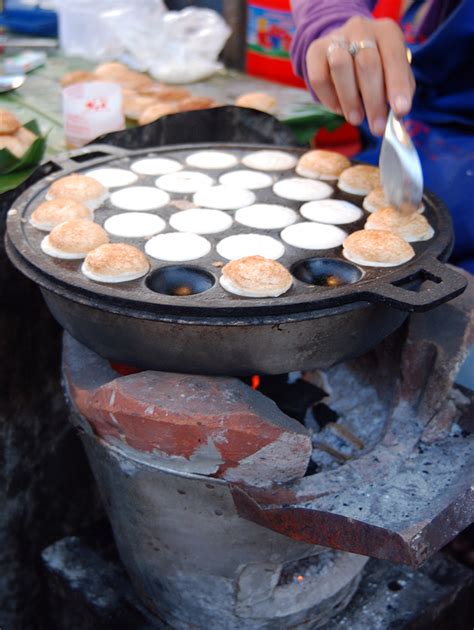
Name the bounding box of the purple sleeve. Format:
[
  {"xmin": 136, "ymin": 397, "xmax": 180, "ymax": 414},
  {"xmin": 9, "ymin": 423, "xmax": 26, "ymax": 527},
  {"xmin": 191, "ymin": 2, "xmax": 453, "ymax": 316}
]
[{"xmin": 291, "ymin": 0, "xmax": 377, "ymax": 92}]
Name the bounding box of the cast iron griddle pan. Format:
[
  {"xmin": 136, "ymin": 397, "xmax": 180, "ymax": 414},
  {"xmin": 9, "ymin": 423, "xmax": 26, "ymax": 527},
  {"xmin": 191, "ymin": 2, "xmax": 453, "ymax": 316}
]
[{"xmin": 5, "ymin": 142, "xmax": 467, "ymax": 374}]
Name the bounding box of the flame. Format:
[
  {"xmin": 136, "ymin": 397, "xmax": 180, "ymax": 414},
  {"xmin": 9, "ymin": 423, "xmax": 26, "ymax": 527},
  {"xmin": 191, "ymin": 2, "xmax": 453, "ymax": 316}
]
[
  {"xmin": 297, "ymin": 575, "xmax": 304, "ymax": 583},
  {"xmin": 110, "ymin": 362, "xmax": 141, "ymax": 376},
  {"xmin": 251, "ymin": 375, "xmax": 261, "ymax": 390}
]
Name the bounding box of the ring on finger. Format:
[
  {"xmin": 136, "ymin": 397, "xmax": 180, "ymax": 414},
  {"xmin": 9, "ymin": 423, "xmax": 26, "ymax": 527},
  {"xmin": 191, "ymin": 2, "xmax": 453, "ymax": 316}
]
[
  {"xmin": 349, "ymin": 40, "xmax": 377, "ymax": 57},
  {"xmin": 326, "ymin": 39, "xmax": 351, "ymax": 60}
]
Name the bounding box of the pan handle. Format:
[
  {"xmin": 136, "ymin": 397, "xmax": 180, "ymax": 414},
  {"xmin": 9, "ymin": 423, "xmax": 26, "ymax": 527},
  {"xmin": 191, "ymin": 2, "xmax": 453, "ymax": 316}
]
[
  {"xmin": 51, "ymin": 144, "xmax": 129, "ymax": 171},
  {"xmin": 358, "ymin": 258, "xmax": 467, "ymax": 312}
]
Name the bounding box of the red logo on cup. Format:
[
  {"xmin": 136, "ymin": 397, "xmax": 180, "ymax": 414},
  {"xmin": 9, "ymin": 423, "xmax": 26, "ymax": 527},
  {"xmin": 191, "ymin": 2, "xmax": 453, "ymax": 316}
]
[{"xmin": 85, "ymin": 98, "xmax": 109, "ymax": 112}]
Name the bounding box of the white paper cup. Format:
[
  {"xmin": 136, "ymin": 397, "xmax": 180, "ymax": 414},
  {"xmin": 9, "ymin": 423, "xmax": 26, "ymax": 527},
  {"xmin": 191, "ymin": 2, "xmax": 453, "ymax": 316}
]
[{"xmin": 63, "ymin": 81, "xmax": 125, "ymax": 148}]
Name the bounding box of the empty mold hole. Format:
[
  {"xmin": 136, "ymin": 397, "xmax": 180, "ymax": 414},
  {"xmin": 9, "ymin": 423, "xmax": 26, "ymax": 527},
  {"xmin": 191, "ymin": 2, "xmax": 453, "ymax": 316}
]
[
  {"xmin": 146, "ymin": 266, "xmax": 215, "ymax": 296},
  {"xmin": 292, "ymin": 258, "xmax": 362, "ymax": 288}
]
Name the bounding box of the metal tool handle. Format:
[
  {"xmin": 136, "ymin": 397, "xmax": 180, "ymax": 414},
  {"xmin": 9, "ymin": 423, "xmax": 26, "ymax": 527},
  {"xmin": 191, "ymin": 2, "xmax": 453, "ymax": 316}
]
[
  {"xmin": 51, "ymin": 144, "xmax": 129, "ymax": 172},
  {"xmin": 360, "ymin": 258, "xmax": 467, "ymax": 312}
]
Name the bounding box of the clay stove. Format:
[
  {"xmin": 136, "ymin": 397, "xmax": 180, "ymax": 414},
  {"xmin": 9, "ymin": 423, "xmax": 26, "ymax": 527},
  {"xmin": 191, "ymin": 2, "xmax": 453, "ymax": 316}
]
[{"xmin": 59, "ymin": 273, "xmax": 474, "ymax": 629}]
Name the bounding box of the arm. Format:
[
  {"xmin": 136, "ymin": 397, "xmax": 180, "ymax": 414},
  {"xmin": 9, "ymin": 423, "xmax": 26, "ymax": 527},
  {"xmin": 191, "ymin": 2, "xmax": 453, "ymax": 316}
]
[{"xmin": 291, "ymin": 0, "xmax": 414, "ymax": 136}]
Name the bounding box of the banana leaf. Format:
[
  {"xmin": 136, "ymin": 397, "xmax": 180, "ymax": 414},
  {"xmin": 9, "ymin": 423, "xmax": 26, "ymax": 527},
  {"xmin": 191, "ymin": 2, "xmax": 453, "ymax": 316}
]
[
  {"xmin": 0, "ymin": 120, "xmax": 47, "ymax": 194},
  {"xmin": 0, "ymin": 120, "xmax": 47, "ymax": 175},
  {"xmin": 0, "ymin": 166, "xmax": 37, "ymax": 195},
  {"xmin": 281, "ymin": 103, "xmax": 344, "ymax": 145}
]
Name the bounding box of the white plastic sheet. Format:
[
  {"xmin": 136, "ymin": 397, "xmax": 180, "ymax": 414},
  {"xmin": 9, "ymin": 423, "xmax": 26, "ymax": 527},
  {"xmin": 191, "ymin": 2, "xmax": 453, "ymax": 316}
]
[{"xmin": 54, "ymin": 0, "xmax": 230, "ymax": 83}]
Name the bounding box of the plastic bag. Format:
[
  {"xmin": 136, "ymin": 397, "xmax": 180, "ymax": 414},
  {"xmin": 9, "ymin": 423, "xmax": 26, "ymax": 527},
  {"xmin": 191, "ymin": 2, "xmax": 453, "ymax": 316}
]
[
  {"xmin": 53, "ymin": 0, "xmax": 230, "ymax": 83},
  {"xmin": 109, "ymin": 6, "xmax": 231, "ymax": 83},
  {"xmin": 53, "ymin": 0, "xmax": 133, "ymax": 61}
]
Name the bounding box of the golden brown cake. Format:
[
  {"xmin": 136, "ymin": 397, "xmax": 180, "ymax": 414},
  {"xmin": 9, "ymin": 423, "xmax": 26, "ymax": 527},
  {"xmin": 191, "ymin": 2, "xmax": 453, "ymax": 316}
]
[
  {"xmin": 343, "ymin": 229, "xmax": 415, "ymax": 267},
  {"xmin": 41, "ymin": 219, "xmax": 109, "ymax": 259},
  {"xmin": 220, "ymin": 255, "xmax": 292, "ymax": 297},
  {"xmin": 296, "ymin": 150, "xmax": 351, "ymax": 181},
  {"xmin": 82, "ymin": 243, "xmax": 149, "ymax": 283}
]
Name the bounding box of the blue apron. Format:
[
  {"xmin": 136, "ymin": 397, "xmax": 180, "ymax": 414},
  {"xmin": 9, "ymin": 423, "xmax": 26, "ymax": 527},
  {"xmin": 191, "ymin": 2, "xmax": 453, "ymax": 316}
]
[{"xmin": 357, "ymin": 0, "xmax": 474, "ymax": 272}]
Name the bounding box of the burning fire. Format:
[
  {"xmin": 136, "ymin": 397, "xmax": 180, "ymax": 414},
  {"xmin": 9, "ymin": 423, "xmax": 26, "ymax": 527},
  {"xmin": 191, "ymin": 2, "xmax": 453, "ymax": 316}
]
[
  {"xmin": 251, "ymin": 375, "xmax": 261, "ymax": 390},
  {"xmin": 297, "ymin": 575, "xmax": 304, "ymax": 583}
]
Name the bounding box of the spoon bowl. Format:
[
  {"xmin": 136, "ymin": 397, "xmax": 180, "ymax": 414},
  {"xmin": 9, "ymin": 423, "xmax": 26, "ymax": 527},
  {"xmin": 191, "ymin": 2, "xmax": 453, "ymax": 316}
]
[{"xmin": 380, "ymin": 109, "xmax": 423, "ymax": 215}]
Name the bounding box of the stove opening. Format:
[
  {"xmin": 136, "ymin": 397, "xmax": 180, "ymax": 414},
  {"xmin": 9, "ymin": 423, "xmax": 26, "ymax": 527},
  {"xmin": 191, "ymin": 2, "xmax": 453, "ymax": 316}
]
[
  {"xmin": 241, "ymin": 373, "xmax": 328, "ymax": 423},
  {"xmin": 241, "ymin": 369, "xmax": 384, "ymax": 475}
]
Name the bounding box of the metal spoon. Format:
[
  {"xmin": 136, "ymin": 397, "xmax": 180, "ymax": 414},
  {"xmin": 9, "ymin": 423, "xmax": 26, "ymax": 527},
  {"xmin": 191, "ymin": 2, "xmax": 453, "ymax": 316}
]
[
  {"xmin": 0, "ymin": 74, "xmax": 25, "ymax": 93},
  {"xmin": 379, "ymin": 109, "xmax": 423, "ymax": 215}
]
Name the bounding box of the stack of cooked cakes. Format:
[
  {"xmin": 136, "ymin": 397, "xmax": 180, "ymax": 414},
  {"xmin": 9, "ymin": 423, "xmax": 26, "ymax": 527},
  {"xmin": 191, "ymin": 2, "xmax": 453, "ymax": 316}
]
[
  {"xmin": 61, "ymin": 63, "xmax": 283, "ymax": 123},
  {"xmin": 0, "ymin": 109, "xmax": 38, "ymax": 160},
  {"xmin": 61, "ymin": 62, "xmax": 217, "ymax": 126},
  {"xmin": 235, "ymin": 92, "xmax": 278, "ymax": 115}
]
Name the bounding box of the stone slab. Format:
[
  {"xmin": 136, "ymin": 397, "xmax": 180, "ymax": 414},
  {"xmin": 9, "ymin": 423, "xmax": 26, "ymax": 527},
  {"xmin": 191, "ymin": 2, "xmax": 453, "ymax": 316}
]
[{"xmin": 64, "ymin": 334, "xmax": 311, "ymax": 486}]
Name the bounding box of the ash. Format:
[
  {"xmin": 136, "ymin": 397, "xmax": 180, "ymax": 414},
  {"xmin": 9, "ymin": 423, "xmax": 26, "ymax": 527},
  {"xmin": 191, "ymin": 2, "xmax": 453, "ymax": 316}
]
[
  {"xmin": 278, "ymin": 550, "xmax": 338, "ymax": 586},
  {"xmin": 303, "ymin": 363, "xmax": 389, "ymax": 472}
]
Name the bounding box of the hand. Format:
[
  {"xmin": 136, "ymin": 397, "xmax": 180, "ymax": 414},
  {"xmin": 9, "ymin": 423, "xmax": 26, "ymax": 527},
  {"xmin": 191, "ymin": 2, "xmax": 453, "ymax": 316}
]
[{"xmin": 306, "ymin": 16, "xmax": 415, "ymax": 136}]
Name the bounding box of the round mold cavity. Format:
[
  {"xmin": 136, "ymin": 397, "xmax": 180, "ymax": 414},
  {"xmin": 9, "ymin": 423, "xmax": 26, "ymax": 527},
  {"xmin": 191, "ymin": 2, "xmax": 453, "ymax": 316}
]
[
  {"xmin": 146, "ymin": 266, "xmax": 215, "ymax": 297},
  {"xmin": 292, "ymin": 258, "xmax": 363, "ymax": 288}
]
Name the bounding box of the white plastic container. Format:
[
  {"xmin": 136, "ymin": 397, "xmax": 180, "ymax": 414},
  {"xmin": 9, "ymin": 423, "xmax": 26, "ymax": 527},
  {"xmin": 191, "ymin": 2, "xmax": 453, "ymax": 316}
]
[
  {"xmin": 55, "ymin": 0, "xmax": 124, "ymax": 61},
  {"xmin": 62, "ymin": 82, "xmax": 125, "ymax": 148}
]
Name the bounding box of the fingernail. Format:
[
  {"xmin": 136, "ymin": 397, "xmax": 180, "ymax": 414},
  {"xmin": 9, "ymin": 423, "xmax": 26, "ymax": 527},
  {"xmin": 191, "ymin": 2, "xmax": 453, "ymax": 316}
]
[
  {"xmin": 348, "ymin": 111, "xmax": 362, "ymax": 126},
  {"xmin": 394, "ymin": 95, "xmax": 410, "ymax": 114},
  {"xmin": 373, "ymin": 117, "xmax": 386, "ymax": 136}
]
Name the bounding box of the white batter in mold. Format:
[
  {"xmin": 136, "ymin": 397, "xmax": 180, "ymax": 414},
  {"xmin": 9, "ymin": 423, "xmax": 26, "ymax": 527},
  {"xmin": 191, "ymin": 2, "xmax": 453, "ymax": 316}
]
[
  {"xmin": 193, "ymin": 185, "xmax": 256, "ymax": 210},
  {"xmin": 216, "ymin": 234, "xmax": 285, "ymax": 260},
  {"xmin": 86, "ymin": 168, "xmax": 138, "ymax": 188},
  {"xmin": 155, "ymin": 171, "xmax": 214, "ymax": 194},
  {"xmin": 219, "ymin": 169, "xmax": 273, "ymax": 190},
  {"xmin": 104, "ymin": 212, "xmax": 166, "ymax": 238},
  {"xmin": 273, "ymin": 178, "xmax": 333, "ymax": 202},
  {"xmin": 131, "ymin": 157, "xmax": 183, "ymax": 176},
  {"xmin": 300, "ymin": 199, "xmax": 363, "ymax": 225},
  {"xmin": 235, "ymin": 204, "xmax": 298, "ymax": 230},
  {"xmin": 145, "ymin": 232, "xmax": 211, "ymax": 261},
  {"xmin": 242, "ymin": 150, "xmax": 297, "ymax": 171},
  {"xmin": 110, "ymin": 186, "xmax": 170, "ymax": 211},
  {"xmin": 169, "ymin": 208, "xmax": 233, "ymax": 234},
  {"xmin": 185, "ymin": 150, "xmax": 239, "ymax": 170},
  {"xmin": 281, "ymin": 222, "xmax": 347, "ymax": 250}
]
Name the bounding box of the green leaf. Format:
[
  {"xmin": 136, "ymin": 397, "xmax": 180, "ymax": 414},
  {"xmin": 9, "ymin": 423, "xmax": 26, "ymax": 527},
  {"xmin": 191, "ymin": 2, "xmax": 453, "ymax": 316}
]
[
  {"xmin": 8, "ymin": 135, "xmax": 46, "ymax": 173},
  {"xmin": 0, "ymin": 145, "xmax": 20, "ymax": 173},
  {"xmin": 24, "ymin": 119, "xmax": 42, "ymax": 136},
  {"xmin": 0, "ymin": 166, "xmax": 36, "ymax": 195},
  {"xmin": 0, "ymin": 119, "xmax": 47, "ymax": 175},
  {"xmin": 281, "ymin": 104, "xmax": 345, "ymax": 145},
  {"xmin": 281, "ymin": 103, "xmax": 343, "ymax": 125}
]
